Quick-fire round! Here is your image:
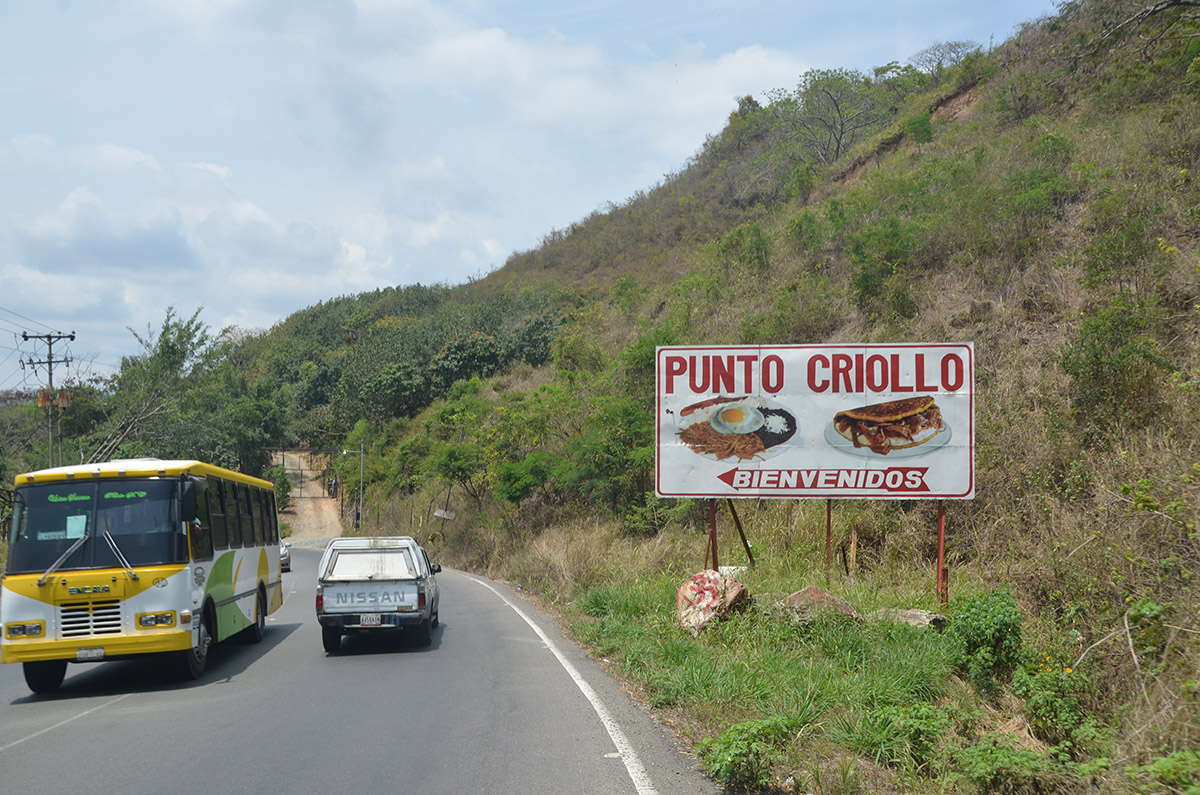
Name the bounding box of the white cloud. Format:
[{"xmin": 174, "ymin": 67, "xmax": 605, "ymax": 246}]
[
  {"xmin": 182, "ymin": 161, "xmax": 233, "ymax": 181},
  {"xmin": 77, "ymin": 143, "xmax": 161, "ymax": 173}
]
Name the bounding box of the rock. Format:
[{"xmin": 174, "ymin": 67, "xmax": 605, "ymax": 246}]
[
  {"xmin": 867, "ymin": 608, "xmax": 948, "ymax": 632},
  {"xmin": 768, "ymin": 585, "xmax": 862, "ymax": 626},
  {"xmin": 676, "ymin": 570, "xmax": 748, "ymax": 637}
]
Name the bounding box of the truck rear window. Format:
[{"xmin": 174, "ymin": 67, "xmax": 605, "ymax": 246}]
[{"xmin": 326, "ymin": 549, "xmax": 416, "ymax": 580}]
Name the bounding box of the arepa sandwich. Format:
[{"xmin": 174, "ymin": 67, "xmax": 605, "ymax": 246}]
[{"xmin": 832, "ymin": 395, "xmax": 945, "ymax": 455}]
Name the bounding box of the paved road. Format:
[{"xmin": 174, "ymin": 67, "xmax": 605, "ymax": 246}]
[{"xmin": 0, "ymin": 546, "xmax": 719, "ymax": 795}]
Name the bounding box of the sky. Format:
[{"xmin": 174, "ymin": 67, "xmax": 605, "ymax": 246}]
[{"xmin": 0, "ymin": 0, "xmax": 1058, "ymax": 390}]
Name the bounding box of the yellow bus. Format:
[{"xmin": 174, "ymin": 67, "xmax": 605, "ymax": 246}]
[{"xmin": 1, "ymin": 459, "xmax": 285, "ymax": 693}]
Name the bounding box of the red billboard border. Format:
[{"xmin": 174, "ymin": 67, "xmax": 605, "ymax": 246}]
[{"xmin": 655, "ymin": 343, "xmax": 975, "ymax": 501}]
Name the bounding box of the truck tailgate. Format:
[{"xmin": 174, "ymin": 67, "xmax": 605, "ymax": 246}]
[{"xmin": 321, "ymin": 580, "xmax": 420, "ymax": 613}]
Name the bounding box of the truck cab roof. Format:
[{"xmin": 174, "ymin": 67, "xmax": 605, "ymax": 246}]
[{"xmin": 318, "ymin": 536, "xmax": 431, "ymax": 580}]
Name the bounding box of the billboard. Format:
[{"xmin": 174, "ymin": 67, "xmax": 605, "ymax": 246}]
[{"xmin": 655, "ymin": 343, "xmax": 974, "ymax": 500}]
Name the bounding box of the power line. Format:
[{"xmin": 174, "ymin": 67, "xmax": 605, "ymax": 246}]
[{"xmin": 0, "ymin": 305, "xmax": 58, "ymax": 333}]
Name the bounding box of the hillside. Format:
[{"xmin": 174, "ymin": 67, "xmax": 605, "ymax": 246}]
[{"xmin": 4, "ymin": 1, "xmax": 1199, "ymax": 791}]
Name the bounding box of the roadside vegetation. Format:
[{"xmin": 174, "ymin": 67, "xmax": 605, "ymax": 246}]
[{"xmin": 3, "ymin": 1, "xmax": 1198, "ymax": 790}]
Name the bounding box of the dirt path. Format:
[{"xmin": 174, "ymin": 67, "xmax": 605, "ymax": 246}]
[{"xmin": 276, "ymin": 451, "xmax": 343, "ymax": 547}]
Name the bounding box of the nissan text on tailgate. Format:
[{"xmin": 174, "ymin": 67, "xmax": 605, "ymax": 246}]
[{"xmin": 315, "ymin": 536, "xmax": 440, "ymax": 652}]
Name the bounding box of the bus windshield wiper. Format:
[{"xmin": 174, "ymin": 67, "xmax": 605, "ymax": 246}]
[
  {"xmin": 37, "ymin": 533, "xmax": 90, "ymax": 587},
  {"xmin": 101, "ymin": 523, "xmax": 139, "ymax": 582}
]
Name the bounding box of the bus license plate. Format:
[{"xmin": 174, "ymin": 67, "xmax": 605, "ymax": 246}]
[
  {"xmin": 76, "ymin": 647, "xmax": 104, "ymax": 661},
  {"xmin": 360, "ymin": 614, "xmax": 381, "ymax": 626}
]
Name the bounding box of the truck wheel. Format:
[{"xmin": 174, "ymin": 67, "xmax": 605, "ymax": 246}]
[
  {"xmin": 418, "ymin": 618, "xmax": 433, "ymax": 647},
  {"xmin": 23, "ymin": 660, "xmax": 67, "ymax": 694},
  {"xmin": 322, "ymin": 625, "xmax": 342, "ymax": 653}
]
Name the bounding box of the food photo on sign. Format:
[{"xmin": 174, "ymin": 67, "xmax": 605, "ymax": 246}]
[
  {"xmin": 674, "ymin": 394, "xmax": 800, "ymax": 462},
  {"xmin": 826, "ymin": 395, "xmax": 950, "ymax": 458}
]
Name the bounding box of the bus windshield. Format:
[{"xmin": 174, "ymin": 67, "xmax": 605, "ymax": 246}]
[{"xmin": 7, "ymin": 479, "xmax": 188, "ymax": 574}]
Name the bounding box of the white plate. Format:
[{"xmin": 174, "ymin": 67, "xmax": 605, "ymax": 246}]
[
  {"xmin": 823, "ymin": 421, "xmax": 952, "ymax": 459},
  {"xmin": 675, "ymin": 395, "xmax": 801, "ymax": 462}
]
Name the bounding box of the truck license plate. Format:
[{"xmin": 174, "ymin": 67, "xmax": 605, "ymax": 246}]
[
  {"xmin": 76, "ymin": 647, "xmax": 104, "ymax": 661},
  {"xmin": 360, "ymin": 613, "xmax": 381, "ymax": 626}
]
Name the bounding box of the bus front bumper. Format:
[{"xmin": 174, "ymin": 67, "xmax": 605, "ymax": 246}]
[{"xmin": 1, "ymin": 629, "xmax": 194, "ymax": 664}]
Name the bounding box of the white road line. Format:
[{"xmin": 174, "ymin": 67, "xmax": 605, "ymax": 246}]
[
  {"xmin": 0, "ymin": 693, "xmax": 134, "ymax": 753},
  {"xmin": 468, "ymin": 576, "xmax": 659, "ymax": 795}
]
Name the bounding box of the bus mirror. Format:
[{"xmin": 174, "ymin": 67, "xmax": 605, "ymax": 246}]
[{"xmin": 181, "ymin": 480, "xmax": 198, "ymax": 523}]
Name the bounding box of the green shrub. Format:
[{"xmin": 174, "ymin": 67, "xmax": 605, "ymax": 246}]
[
  {"xmin": 834, "ymin": 701, "xmax": 960, "ymax": 773},
  {"xmin": 494, "ymin": 452, "xmax": 559, "ymax": 506},
  {"xmin": 1060, "ymin": 294, "xmax": 1174, "ymax": 432},
  {"xmin": 905, "ymin": 111, "xmax": 933, "ymax": 147},
  {"xmin": 698, "ymin": 716, "xmax": 798, "ymax": 790},
  {"xmin": 1081, "ymin": 191, "xmax": 1162, "ymax": 294},
  {"xmin": 882, "ymin": 702, "xmax": 956, "ymax": 771},
  {"xmin": 1124, "ymin": 750, "xmax": 1200, "ymax": 791},
  {"xmin": 622, "ymin": 492, "xmax": 697, "ymax": 537},
  {"xmin": 955, "ymin": 734, "xmax": 1055, "ymax": 793},
  {"xmin": 1013, "ymin": 661, "xmax": 1105, "ymax": 754},
  {"xmin": 714, "ymin": 222, "xmax": 772, "ymax": 274},
  {"xmin": 847, "ymin": 217, "xmax": 921, "ymax": 319},
  {"xmin": 784, "ymin": 209, "xmax": 827, "ymax": 252},
  {"xmin": 947, "ymin": 589, "xmax": 1023, "ymax": 691},
  {"xmin": 739, "ymin": 279, "xmax": 844, "ymax": 344}
]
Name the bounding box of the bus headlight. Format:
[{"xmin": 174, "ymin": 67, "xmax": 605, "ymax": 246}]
[
  {"xmin": 5, "ymin": 622, "xmax": 45, "ymax": 638},
  {"xmin": 136, "ymin": 612, "xmax": 176, "ymax": 629}
]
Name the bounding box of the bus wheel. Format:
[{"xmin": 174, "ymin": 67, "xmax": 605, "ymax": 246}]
[
  {"xmin": 322, "ymin": 625, "xmax": 341, "ymax": 653},
  {"xmin": 24, "ymin": 660, "xmax": 68, "ymax": 694},
  {"xmin": 247, "ymin": 589, "xmax": 266, "ymax": 644},
  {"xmin": 179, "ymin": 607, "xmax": 213, "ymax": 680}
]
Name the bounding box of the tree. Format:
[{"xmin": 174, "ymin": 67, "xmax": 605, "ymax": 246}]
[
  {"xmin": 372, "ymin": 362, "xmax": 428, "ymax": 419},
  {"xmin": 427, "ymin": 332, "xmax": 504, "ymax": 393},
  {"xmin": 905, "ymin": 111, "xmax": 934, "ymax": 152},
  {"xmin": 427, "ymin": 441, "xmax": 487, "ymax": 505},
  {"xmin": 1100, "ymin": 1, "xmax": 1200, "ymax": 43},
  {"xmin": 86, "ymin": 308, "xmax": 214, "ymax": 463},
  {"xmin": 909, "ymin": 40, "xmax": 981, "ymax": 84},
  {"xmin": 767, "ymin": 67, "xmax": 910, "ymax": 166}
]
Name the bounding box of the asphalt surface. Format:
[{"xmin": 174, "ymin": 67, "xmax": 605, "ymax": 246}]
[{"xmin": 0, "ymin": 545, "xmax": 719, "ymax": 794}]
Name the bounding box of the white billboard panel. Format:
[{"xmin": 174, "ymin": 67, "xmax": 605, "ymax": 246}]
[{"xmin": 655, "ymin": 343, "xmax": 974, "ymax": 499}]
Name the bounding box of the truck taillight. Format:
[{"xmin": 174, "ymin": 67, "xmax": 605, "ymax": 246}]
[
  {"xmin": 418, "ymin": 582, "xmax": 426, "ymax": 608},
  {"xmin": 315, "ymin": 586, "xmax": 324, "ymax": 612}
]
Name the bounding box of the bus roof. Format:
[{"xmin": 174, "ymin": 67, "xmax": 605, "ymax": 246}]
[{"xmin": 13, "ymin": 458, "xmax": 274, "ymax": 489}]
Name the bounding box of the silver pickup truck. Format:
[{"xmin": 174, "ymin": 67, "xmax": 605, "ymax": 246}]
[{"xmin": 315, "ymin": 536, "xmax": 441, "ymax": 652}]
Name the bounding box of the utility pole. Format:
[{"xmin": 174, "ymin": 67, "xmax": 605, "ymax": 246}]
[{"xmin": 22, "ymin": 330, "xmax": 75, "ymax": 467}]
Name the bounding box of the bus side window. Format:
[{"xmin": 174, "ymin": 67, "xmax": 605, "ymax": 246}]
[
  {"xmin": 265, "ymin": 490, "xmax": 279, "ymax": 544},
  {"xmin": 191, "ymin": 484, "xmax": 214, "ymax": 561},
  {"xmin": 241, "ymin": 485, "xmax": 258, "ymax": 547},
  {"xmin": 211, "ymin": 478, "xmax": 228, "ymax": 550},
  {"xmin": 225, "ymin": 481, "xmax": 242, "ymax": 548},
  {"xmin": 252, "ymin": 489, "xmax": 267, "ymax": 546}
]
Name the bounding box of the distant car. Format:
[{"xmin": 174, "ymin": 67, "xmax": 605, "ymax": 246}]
[{"xmin": 280, "ymin": 540, "xmax": 292, "ymax": 572}]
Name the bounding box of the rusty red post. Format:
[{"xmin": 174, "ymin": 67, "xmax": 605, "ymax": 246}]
[
  {"xmin": 936, "ymin": 499, "xmax": 948, "ymax": 606},
  {"xmin": 825, "ymin": 498, "xmax": 832, "ymax": 586},
  {"xmin": 708, "ymin": 498, "xmax": 719, "ymax": 572}
]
